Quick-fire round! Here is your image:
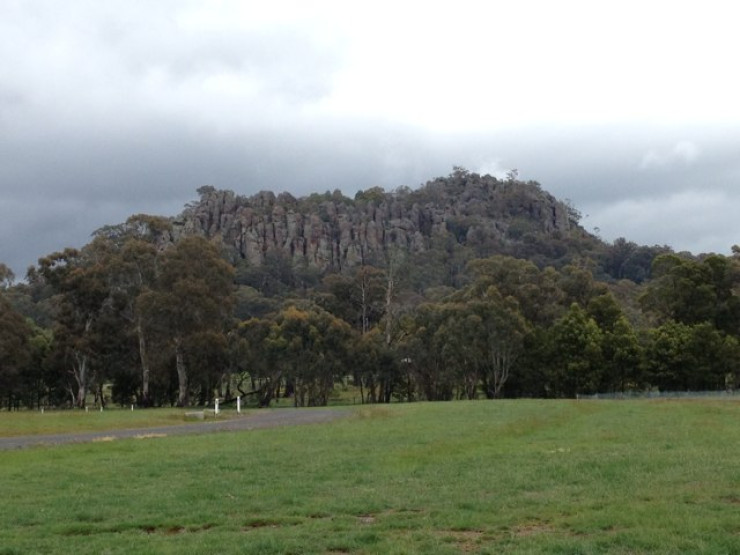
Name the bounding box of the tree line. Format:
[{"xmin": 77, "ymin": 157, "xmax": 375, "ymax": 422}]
[{"xmin": 2, "ymin": 210, "xmax": 740, "ymax": 410}]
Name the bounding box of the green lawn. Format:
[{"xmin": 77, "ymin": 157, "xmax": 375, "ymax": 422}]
[{"xmin": 2, "ymin": 400, "xmax": 740, "ymax": 553}]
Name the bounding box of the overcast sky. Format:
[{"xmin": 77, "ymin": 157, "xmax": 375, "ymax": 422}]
[{"xmin": 2, "ymin": 0, "xmax": 740, "ymax": 277}]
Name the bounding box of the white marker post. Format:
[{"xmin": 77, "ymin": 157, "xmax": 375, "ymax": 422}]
[
  {"xmin": 214, "ymin": 398, "xmax": 220, "ymax": 415},
  {"xmin": 237, "ymin": 396, "xmax": 241, "ymax": 415}
]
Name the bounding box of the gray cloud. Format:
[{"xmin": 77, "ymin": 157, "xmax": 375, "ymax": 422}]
[{"xmin": 2, "ymin": 1, "xmax": 740, "ymax": 278}]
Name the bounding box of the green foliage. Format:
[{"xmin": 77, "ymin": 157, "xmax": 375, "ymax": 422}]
[
  {"xmin": 602, "ymin": 238, "xmax": 670, "ymax": 283},
  {"xmin": 547, "ymin": 304, "xmax": 604, "ymax": 396},
  {"xmin": 641, "ymin": 254, "xmax": 740, "ymax": 334},
  {"xmin": 138, "ymin": 236, "xmax": 235, "ymax": 407},
  {"xmin": 645, "ymin": 321, "xmax": 739, "ymax": 391},
  {"xmin": 0, "ymin": 262, "xmax": 14, "ymax": 288},
  {"xmin": 318, "ymin": 266, "xmax": 386, "ymax": 334},
  {"xmin": 8, "ymin": 172, "xmax": 740, "ymax": 408},
  {"xmin": 235, "ymin": 252, "xmax": 310, "ymax": 297},
  {"xmin": 398, "ymin": 302, "xmax": 459, "ymax": 401},
  {"xmin": 351, "ymin": 329, "xmax": 400, "ymax": 403},
  {"xmin": 37, "ymin": 243, "xmax": 114, "ymax": 408},
  {"xmin": 0, "ymin": 295, "xmax": 32, "ymax": 407},
  {"xmin": 240, "ymin": 303, "xmax": 355, "ymax": 407},
  {"xmin": 354, "ymin": 186, "xmax": 386, "ymax": 203},
  {"xmin": 467, "ymin": 256, "xmax": 565, "ymax": 326}
]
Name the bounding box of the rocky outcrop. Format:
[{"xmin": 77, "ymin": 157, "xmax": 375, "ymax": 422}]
[{"xmin": 168, "ymin": 173, "xmax": 578, "ymax": 271}]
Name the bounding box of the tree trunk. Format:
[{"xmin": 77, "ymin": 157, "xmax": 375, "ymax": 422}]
[
  {"xmin": 360, "ymin": 272, "xmax": 369, "ymax": 335},
  {"xmin": 72, "ymin": 317, "xmax": 94, "ymax": 409},
  {"xmin": 175, "ymin": 338, "xmax": 189, "ymax": 407},
  {"xmin": 137, "ymin": 320, "xmax": 151, "ymax": 406},
  {"xmin": 491, "ymin": 346, "xmax": 513, "ymax": 399},
  {"xmin": 384, "ymin": 270, "xmax": 394, "ymax": 346},
  {"xmin": 73, "ymin": 351, "xmax": 88, "ymax": 409}
]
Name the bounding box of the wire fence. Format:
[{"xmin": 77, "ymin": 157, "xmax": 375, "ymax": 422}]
[{"xmin": 577, "ymin": 390, "xmax": 740, "ymax": 400}]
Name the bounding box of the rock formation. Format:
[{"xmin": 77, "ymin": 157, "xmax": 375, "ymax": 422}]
[{"xmin": 167, "ymin": 172, "xmax": 579, "ymax": 272}]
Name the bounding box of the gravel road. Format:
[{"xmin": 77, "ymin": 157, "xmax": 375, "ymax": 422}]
[{"xmin": 0, "ymin": 407, "xmax": 351, "ymax": 451}]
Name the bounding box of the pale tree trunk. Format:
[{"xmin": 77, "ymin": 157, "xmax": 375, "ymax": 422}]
[
  {"xmin": 175, "ymin": 338, "xmax": 188, "ymax": 407},
  {"xmin": 72, "ymin": 317, "xmax": 93, "ymax": 408},
  {"xmin": 73, "ymin": 351, "xmax": 88, "ymax": 408},
  {"xmin": 383, "ymin": 247, "xmax": 406, "ymax": 346},
  {"xmin": 360, "ymin": 272, "xmax": 369, "ymax": 335},
  {"xmin": 490, "ymin": 344, "xmax": 514, "ymax": 399},
  {"xmin": 384, "ymin": 257, "xmax": 396, "ymax": 346},
  {"xmin": 137, "ymin": 320, "xmax": 151, "ymax": 406}
]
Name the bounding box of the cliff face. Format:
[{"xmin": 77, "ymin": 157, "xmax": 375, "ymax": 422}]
[{"xmin": 168, "ymin": 172, "xmax": 578, "ymax": 271}]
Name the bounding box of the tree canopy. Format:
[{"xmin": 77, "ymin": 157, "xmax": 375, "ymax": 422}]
[{"xmin": 3, "ymin": 176, "xmax": 740, "ymax": 409}]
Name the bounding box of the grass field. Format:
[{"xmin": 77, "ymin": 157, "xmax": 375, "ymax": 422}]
[
  {"xmin": 2, "ymin": 399, "xmax": 740, "ymax": 553},
  {"xmin": 0, "ymin": 407, "xmax": 234, "ymax": 437}
]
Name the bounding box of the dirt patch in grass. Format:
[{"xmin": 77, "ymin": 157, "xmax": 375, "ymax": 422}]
[
  {"xmin": 511, "ymin": 521, "xmax": 555, "ymax": 537},
  {"xmin": 437, "ymin": 530, "xmax": 485, "ymax": 552},
  {"xmin": 139, "ymin": 523, "xmax": 213, "ymax": 535},
  {"xmin": 243, "ymin": 519, "xmax": 280, "ymax": 529},
  {"xmin": 91, "ymin": 436, "xmax": 116, "ymax": 443},
  {"xmin": 242, "ymin": 517, "xmax": 302, "ymax": 531}
]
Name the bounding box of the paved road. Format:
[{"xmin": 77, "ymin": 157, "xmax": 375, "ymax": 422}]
[{"xmin": 0, "ymin": 408, "xmax": 351, "ymax": 451}]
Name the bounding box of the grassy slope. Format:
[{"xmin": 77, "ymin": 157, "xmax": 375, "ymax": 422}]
[{"xmin": 2, "ymin": 400, "xmax": 740, "ymax": 554}]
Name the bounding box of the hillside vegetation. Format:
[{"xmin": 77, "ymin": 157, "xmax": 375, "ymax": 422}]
[{"xmin": 1, "ymin": 169, "xmax": 739, "ymax": 409}]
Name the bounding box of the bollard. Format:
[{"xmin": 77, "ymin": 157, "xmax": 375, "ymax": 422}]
[
  {"xmin": 215, "ymin": 398, "xmax": 220, "ymax": 415},
  {"xmin": 237, "ymin": 396, "xmax": 241, "ymax": 414},
  {"xmin": 131, "ymin": 404, "xmax": 134, "ymax": 411}
]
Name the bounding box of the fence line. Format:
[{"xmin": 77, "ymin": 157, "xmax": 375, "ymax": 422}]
[{"xmin": 577, "ymin": 390, "xmax": 740, "ymax": 400}]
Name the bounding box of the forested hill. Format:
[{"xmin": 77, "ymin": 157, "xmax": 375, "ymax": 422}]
[
  {"xmin": 8, "ymin": 168, "xmax": 718, "ymax": 411},
  {"xmin": 165, "ymin": 168, "xmax": 598, "ymax": 274}
]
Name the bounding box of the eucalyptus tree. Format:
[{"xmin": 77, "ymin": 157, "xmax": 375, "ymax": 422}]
[
  {"xmin": 640, "ymin": 253, "xmax": 740, "ymax": 334},
  {"xmin": 264, "ymin": 303, "xmax": 354, "ymax": 407},
  {"xmin": 235, "ymin": 316, "xmax": 281, "ymax": 407},
  {"xmin": 352, "ymin": 327, "xmax": 401, "ymax": 403},
  {"xmin": 467, "ymin": 255, "xmax": 565, "ymax": 326},
  {"xmin": 586, "ymin": 292, "xmax": 642, "ymax": 392},
  {"xmin": 470, "ymin": 291, "xmax": 529, "ymax": 399},
  {"xmin": 645, "ymin": 320, "xmax": 739, "ymax": 391},
  {"xmin": 137, "ymin": 236, "xmax": 235, "ymax": 406},
  {"xmin": 399, "ymin": 302, "xmax": 458, "ymax": 401},
  {"xmin": 37, "ymin": 245, "xmax": 111, "ymax": 407},
  {"xmin": 115, "ymin": 238, "xmax": 159, "ymax": 405},
  {"xmin": 78, "ymin": 216, "xmax": 167, "ymax": 406},
  {"xmin": 0, "ymin": 295, "xmax": 31, "ymax": 408},
  {"xmin": 547, "ymin": 304, "xmax": 604, "ymax": 397},
  {"xmin": 0, "ymin": 263, "xmax": 14, "ymax": 289},
  {"xmin": 320, "ymin": 265, "xmax": 385, "ymax": 334}
]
